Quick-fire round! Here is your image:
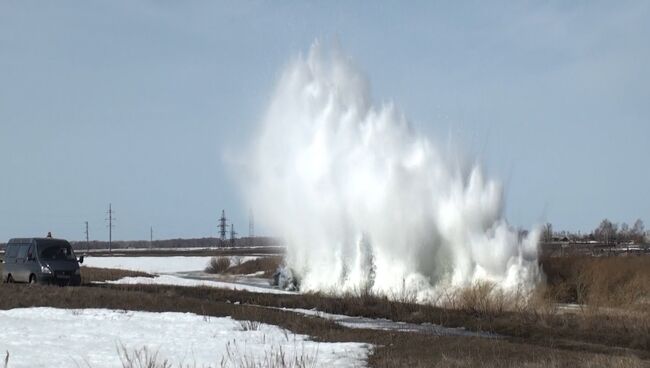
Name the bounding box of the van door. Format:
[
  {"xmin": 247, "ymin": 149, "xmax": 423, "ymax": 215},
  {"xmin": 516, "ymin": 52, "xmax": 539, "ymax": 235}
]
[
  {"xmin": 15, "ymin": 244, "xmax": 30, "ymax": 282},
  {"xmin": 24, "ymin": 244, "xmax": 37, "ymax": 281},
  {"xmin": 4, "ymin": 245, "xmax": 18, "ymax": 281}
]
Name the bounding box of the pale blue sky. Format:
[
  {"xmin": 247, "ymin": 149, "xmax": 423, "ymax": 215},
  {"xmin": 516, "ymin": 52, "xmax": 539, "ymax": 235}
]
[{"xmin": 0, "ymin": 1, "xmax": 648, "ymax": 241}]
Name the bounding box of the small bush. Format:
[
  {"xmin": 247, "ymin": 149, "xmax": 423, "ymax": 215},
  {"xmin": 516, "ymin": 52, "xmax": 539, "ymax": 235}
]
[
  {"xmin": 206, "ymin": 257, "xmax": 232, "ymax": 274},
  {"xmin": 222, "ymin": 340, "xmax": 317, "ymax": 368},
  {"xmin": 226, "ymin": 257, "xmax": 283, "ymax": 277},
  {"xmin": 238, "ymin": 320, "xmax": 261, "ymax": 331}
]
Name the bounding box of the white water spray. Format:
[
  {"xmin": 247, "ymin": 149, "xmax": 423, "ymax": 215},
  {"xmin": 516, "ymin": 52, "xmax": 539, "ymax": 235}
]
[{"xmin": 246, "ymin": 41, "xmax": 539, "ymax": 301}]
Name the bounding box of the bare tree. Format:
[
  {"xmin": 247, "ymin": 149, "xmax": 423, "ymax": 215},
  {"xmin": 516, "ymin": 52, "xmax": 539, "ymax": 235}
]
[
  {"xmin": 619, "ymin": 222, "xmax": 630, "ymax": 243},
  {"xmin": 631, "ymin": 219, "xmax": 645, "ymax": 243},
  {"xmin": 594, "ymin": 219, "xmax": 618, "ymax": 245},
  {"xmin": 542, "ymin": 223, "xmax": 553, "ymax": 243}
]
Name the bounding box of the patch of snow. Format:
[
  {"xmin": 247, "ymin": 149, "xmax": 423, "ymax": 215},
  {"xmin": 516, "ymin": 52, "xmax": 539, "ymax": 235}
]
[
  {"xmin": 278, "ymin": 307, "xmax": 498, "ymax": 338},
  {"xmin": 245, "ymin": 271, "xmax": 266, "ymax": 277},
  {"xmin": 557, "ymin": 303, "xmax": 583, "ymax": 312},
  {"xmin": 104, "ymin": 275, "xmax": 296, "ymax": 295},
  {"xmin": 83, "ymin": 256, "xmax": 259, "ymax": 274},
  {"xmin": 0, "ymin": 307, "xmax": 370, "ymax": 368},
  {"xmin": 227, "ymin": 256, "xmax": 261, "ymax": 267}
]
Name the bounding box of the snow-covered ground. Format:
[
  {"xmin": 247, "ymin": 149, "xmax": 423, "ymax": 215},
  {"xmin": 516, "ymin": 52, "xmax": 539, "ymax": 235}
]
[
  {"xmin": 277, "ymin": 307, "xmax": 498, "ymax": 338},
  {"xmin": 83, "ymin": 256, "xmax": 258, "ymax": 274},
  {"xmin": 0, "ymin": 308, "xmax": 371, "ymax": 368},
  {"xmin": 105, "ymin": 274, "xmax": 295, "ymax": 294},
  {"xmin": 83, "ymin": 255, "xmax": 291, "ymax": 294}
]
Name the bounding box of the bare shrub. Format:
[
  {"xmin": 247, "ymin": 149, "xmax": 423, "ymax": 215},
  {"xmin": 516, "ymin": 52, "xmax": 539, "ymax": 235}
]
[
  {"xmin": 206, "ymin": 257, "xmax": 232, "ymax": 274},
  {"xmin": 117, "ymin": 345, "xmax": 173, "ymax": 368},
  {"xmin": 221, "ymin": 340, "xmax": 317, "ymax": 368},
  {"xmin": 238, "ymin": 320, "xmax": 261, "ymax": 331},
  {"xmin": 579, "ymin": 257, "xmax": 650, "ymax": 310},
  {"xmin": 541, "ymin": 255, "xmax": 650, "ymax": 312},
  {"xmin": 388, "ymin": 278, "xmax": 418, "ymax": 305},
  {"xmin": 226, "ymin": 257, "xmax": 283, "ymax": 277},
  {"xmin": 440, "ymin": 281, "xmax": 508, "ymax": 317}
]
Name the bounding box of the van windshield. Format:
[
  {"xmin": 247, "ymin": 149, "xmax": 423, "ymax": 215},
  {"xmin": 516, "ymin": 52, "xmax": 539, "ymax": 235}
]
[{"xmin": 39, "ymin": 244, "xmax": 75, "ymax": 261}]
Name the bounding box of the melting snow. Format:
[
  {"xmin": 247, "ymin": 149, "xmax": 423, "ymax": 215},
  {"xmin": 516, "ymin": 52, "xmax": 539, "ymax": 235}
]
[
  {"xmin": 278, "ymin": 307, "xmax": 498, "ymax": 338},
  {"xmin": 0, "ymin": 307, "xmax": 370, "ymax": 368},
  {"xmin": 83, "ymin": 256, "xmax": 259, "ymax": 274},
  {"xmin": 104, "ymin": 274, "xmax": 295, "ymax": 294}
]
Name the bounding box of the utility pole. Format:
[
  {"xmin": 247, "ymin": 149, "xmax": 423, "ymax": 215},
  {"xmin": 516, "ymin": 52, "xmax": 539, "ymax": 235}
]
[
  {"xmin": 249, "ymin": 208, "xmax": 254, "ymax": 237},
  {"xmin": 106, "ymin": 203, "xmax": 115, "ymax": 253},
  {"xmin": 150, "ymin": 226, "xmax": 153, "ymax": 248},
  {"xmin": 249, "ymin": 208, "xmax": 254, "ymax": 247},
  {"xmin": 84, "ymin": 221, "xmax": 90, "ymax": 254},
  {"xmin": 218, "ymin": 210, "xmax": 227, "ymax": 247},
  {"xmin": 230, "ymin": 224, "xmax": 237, "ymax": 247}
]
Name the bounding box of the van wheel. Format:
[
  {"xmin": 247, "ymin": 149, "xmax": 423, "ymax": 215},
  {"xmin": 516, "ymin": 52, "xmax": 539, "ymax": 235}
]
[{"xmin": 29, "ymin": 274, "xmax": 37, "ymax": 285}]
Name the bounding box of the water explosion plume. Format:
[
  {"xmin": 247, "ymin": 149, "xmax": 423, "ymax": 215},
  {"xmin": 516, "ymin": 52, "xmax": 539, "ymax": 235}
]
[{"xmin": 247, "ymin": 41, "xmax": 540, "ymax": 300}]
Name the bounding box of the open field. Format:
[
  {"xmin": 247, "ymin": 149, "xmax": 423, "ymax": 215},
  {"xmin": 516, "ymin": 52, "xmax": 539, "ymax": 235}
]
[
  {"xmin": 2, "ymin": 254, "xmax": 650, "ymax": 367},
  {"xmin": 0, "ymin": 283, "xmax": 647, "ymax": 367}
]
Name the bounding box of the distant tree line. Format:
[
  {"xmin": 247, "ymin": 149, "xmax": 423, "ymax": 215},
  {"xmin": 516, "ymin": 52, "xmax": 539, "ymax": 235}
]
[{"xmin": 542, "ymin": 218, "xmax": 646, "ymax": 245}]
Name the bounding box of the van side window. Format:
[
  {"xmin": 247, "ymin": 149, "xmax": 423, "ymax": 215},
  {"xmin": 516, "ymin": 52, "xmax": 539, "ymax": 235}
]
[
  {"xmin": 16, "ymin": 245, "xmax": 29, "ymax": 259},
  {"xmin": 6, "ymin": 245, "xmax": 18, "ymax": 258}
]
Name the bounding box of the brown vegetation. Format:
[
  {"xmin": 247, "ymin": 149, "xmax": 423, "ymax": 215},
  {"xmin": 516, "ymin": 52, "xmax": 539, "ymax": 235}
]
[
  {"xmin": 225, "ymin": 256, "xmax": 283, "ymax": 277},
  {"xmin": 541, "ymin": 255, "xmax": 650, "ymax": 310},
  {"xmin": 80, "ymin": 266, "xmax": 153, "ymax": 284},
  {"xmin": 204, "ymin": 256, "xmax": 282, "ymax": 277},
  {"xmin": 205, "ymin": 257, "xmax": 232, "ymax": 274},
  {"xmin": 0, "ymin": 284, "xmax": 646, "ymax": 367}
]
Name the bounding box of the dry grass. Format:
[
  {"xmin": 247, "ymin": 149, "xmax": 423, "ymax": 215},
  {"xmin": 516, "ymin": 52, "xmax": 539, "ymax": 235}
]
[
  {"xmin": 118, "ymin": 345, "xmax": 174, "ymax": 368},
  {"xmin": 3, "ymin": 343, "xmax": 317, "ymax": 368},
  {"xmin": 540, "ymin": 255, "xmax": 650, "ymax": 311},
  {"xmin": 3, "ymin": 255, "xmax": 650, "ymax": 366},
  {"xmin": 81, "ymin": 267, "xmax": 153, "ymax": 284},
  {"xmin": 206, "ymin": 257, "xmax": 233, "ymax": 274},
  {"xmin": 99, "ymin": 281, "xmax": 650, "ymax": 353},
  {"xmin": 379, "ymin": 352, "xmax": 645, "ymax": 368},
  {"xmin": 221, "ymin": 340, "xmax": 318, "ymax": 368},
  {"xmin": 0, "ymin": 284, "xmax": 648, "ymax": 367}
]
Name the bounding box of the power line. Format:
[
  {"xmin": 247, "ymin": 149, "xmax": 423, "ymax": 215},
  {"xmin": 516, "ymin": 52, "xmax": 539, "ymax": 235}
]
[
  {"xmin": 230, "ymin": 224, "xmax": 237, "ymax": 247},
  {"xmin": 218, "ymin": 210, "xmax": 227, "ymax": 246},
  {"xmin": 249, "ymin": 208, "xmax": 254, "ymax": 247},
  {"xmin": 84, "ymin": 221, "xmax": 89, "ymax": 253},
  {"xmin": 106, "ymin": 203, "xmax": 115, "ymax": 253},
  {"xmin": 249, "ymin": 208, "xmax": 254, "ymax": 238}
]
